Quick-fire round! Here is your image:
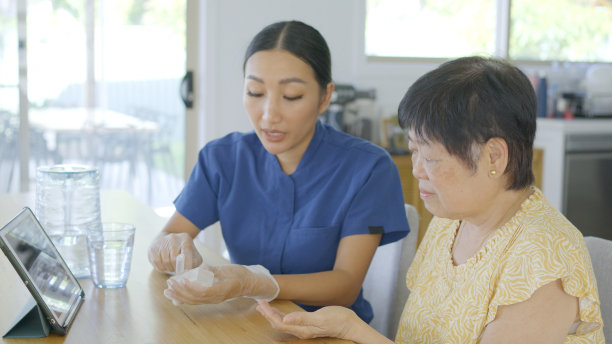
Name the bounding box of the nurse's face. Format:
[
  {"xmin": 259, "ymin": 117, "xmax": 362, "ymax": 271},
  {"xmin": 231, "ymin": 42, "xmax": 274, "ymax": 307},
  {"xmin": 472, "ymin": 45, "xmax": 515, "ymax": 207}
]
[{"xmin": 243, "ymin": 49, "xmax": 332, "ymax": 169}]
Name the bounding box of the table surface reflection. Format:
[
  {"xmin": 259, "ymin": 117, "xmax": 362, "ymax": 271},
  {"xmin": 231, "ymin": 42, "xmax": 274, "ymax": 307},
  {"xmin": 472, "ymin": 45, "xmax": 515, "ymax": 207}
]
[{"xmin": 0, "ymin": 191, "xmax": 352, "ymax": 344}]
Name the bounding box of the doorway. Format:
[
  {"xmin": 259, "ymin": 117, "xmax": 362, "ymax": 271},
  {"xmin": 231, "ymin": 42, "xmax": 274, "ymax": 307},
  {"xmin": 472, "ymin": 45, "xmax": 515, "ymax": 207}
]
[{"xmin": 0, "ymin": 0, "xmax": 189, "ymax": 209}]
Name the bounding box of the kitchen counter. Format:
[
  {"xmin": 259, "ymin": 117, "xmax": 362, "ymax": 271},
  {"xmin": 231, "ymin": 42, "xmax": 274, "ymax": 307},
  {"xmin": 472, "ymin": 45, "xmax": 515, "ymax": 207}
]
[
  {"xmin": 535, "ymin": 118, "xmax": 612, "ymax": 210},
  {"xmin": 536, "ymin": 117, "xmax": 612, "ymax": 135},
  {"xmin": 535, "ymin": 118, "xmax": 612, "ymax": 240}
]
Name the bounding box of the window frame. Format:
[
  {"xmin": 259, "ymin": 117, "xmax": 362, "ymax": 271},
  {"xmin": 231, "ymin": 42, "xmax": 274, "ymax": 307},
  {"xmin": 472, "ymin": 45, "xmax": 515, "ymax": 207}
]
[{"xmin": 362, "ymin": 0, "xmax": 599, "ymax": 66}]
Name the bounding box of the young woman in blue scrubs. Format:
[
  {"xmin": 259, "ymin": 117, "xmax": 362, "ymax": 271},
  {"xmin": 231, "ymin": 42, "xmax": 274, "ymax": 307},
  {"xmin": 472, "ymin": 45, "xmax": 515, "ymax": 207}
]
[{"xmin": 148, "ymin": 20, "xmax": 410, "ymax": 323}]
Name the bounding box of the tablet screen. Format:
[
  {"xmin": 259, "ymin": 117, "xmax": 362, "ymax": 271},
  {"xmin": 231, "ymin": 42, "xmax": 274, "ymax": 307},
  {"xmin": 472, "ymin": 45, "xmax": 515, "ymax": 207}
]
[{"xmin": 0, "ymin": 208, "xmax": 82, "ymax": 327}]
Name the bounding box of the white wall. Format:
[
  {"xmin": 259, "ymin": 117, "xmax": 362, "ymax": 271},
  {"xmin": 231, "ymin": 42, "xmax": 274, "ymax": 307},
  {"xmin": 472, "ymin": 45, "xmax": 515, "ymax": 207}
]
[
  {"xmin": 196, "ymin": 0, "xmax": 593, "ymax": 151},
  {"xmin": 197, "ymin": 0, "xmax": 441, "ymax": 147}
]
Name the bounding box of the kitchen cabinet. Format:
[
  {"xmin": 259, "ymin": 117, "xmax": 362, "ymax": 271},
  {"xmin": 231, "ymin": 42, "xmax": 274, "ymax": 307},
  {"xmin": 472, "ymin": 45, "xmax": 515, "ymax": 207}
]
[
  {"xmin": 534, "ymin": 118, "xmax": 612, "ymax": 241},
  {"xmin": 392, "ymin": 149, "xmax": 543, "ymax": 246}
]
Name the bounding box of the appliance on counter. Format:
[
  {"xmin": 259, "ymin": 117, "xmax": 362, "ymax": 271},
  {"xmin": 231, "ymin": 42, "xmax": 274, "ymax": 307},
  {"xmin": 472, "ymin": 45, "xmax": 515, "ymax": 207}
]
[
  {"xmin": 563, "ymin": 133, "xmax": 612, "ymax": 241},
  {"xmin": 320, "ymin": 84, "xmax": 377, "ymax": 141},
  {"xmin": 554, "ymin": 92, "xmax": 585, "ymax": 118},
  {"xmin": 583, "ymin": 64, "xmax": 612, "ymax": 117},
  {"xmin": 540, "ymin": 62, "xmax": 612, "ymax": 119}
]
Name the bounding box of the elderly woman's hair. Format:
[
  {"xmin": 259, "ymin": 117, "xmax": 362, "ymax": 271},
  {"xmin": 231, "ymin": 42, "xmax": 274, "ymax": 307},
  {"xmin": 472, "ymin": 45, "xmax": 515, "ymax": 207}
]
[
  {"xmin": 243, "ymin": 20, "xmax": 332, "ymax": 90},
  {"xmin": 398, "ymin": 56, "xmax": 536, "ymax": 190}
]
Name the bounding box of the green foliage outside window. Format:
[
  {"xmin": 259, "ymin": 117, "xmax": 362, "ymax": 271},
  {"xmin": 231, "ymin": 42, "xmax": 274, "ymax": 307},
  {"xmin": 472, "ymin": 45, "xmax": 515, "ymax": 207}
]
[
  {"xmin": 511, "ymin": 0, "xmax": 612, "ymax": 62},
  {"xmin": 366, "ymin": 0, "xmax": 612, "ymax": 63}
]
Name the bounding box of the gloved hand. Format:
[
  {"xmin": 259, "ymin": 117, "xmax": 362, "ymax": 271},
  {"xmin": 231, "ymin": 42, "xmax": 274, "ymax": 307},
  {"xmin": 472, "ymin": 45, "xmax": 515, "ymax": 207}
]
[
  {"xmin": 164, "ymin": 264, "xmax": 280, "ymax": 305},
  {"xmin": 148, "ymin": 232, "xmax": 203, "ymax": 273}
]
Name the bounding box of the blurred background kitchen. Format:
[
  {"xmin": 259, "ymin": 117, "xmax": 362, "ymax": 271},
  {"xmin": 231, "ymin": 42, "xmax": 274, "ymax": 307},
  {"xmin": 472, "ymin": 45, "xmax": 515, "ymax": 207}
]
[{"xmin": 1, "ymin": 0, "xmax": 611, "ymax": 245}]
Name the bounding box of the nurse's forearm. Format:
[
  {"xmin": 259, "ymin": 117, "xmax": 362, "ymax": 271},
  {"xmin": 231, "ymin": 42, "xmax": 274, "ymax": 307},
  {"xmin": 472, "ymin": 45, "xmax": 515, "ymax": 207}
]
[
  {"xmin": 272, "ymin": 233, "xmax": 381, "ymax": 307},
  {"xmin": 273, "ymin": 270, "xmax": 364, "ymax": 307},
  {"xmin": 161, "ymin": 211, "xmax": 201, "ymax": 237}
]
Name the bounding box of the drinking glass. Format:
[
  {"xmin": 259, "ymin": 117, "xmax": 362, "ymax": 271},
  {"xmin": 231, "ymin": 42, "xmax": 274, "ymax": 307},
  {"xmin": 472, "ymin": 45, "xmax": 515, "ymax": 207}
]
[{"xmin": 87, "ymin": 223, "xmax": 135, "ymax": 288}]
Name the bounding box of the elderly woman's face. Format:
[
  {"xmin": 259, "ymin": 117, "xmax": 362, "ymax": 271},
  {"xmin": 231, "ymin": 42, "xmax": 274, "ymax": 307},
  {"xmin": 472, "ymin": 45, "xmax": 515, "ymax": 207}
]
[{"xmin": 407, "ymin": 130, "xmax": 492, "ymax": 220}]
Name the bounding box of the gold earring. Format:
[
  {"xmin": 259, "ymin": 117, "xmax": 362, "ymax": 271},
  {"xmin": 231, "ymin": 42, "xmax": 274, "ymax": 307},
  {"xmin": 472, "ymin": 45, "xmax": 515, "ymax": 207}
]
[{"xmin": 490, "ymin": 170, "xmax": 497, "ymax": 176}]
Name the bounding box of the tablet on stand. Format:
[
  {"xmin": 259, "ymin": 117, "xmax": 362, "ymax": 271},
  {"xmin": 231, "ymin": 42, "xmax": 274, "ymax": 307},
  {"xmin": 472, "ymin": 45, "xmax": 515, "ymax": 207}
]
[{"xmin": 0, "ymin": 207, "xmax": 85, "ymax": 337}]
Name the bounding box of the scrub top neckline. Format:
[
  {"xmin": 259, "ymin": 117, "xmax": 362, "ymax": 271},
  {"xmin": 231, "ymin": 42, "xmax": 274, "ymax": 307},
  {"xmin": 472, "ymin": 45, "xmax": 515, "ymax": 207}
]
[{"xmin": 266, "ymin": 120, "xmax": 326, "ymax": 177}]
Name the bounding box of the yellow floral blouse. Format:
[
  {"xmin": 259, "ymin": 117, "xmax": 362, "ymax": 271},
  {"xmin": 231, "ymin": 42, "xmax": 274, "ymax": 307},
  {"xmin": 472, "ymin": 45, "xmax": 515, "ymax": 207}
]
[{"xmin": 395, "ymin": 187, "xmax": 605, "ymax": 343}]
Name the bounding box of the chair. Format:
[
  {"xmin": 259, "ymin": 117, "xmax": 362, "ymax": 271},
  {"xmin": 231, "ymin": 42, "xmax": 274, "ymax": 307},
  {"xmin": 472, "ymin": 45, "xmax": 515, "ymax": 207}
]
[
  {"xmin": 584, "ymin": 236, "xmax": 612, "ymax": 341},
  {"xmin": 362, "ymin": 203, "xmax": 420, "ymax": 339},
  {"xmin": 92, "ymin": 130, "xmax": 140, "ymax": 193},
  {"xmin": 131, "ymin": 106, "xmax": 182, "ymax": 204}
]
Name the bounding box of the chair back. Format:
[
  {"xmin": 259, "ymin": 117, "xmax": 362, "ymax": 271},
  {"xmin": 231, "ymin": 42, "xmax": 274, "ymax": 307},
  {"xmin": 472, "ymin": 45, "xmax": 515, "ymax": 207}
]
[
  {"xmin": 362, "ymin": 204, "xmax": 419, "ymax": 339},
  {"xmin": 584, "ymin": 236, "xmax": 612, "ymax": 341}
]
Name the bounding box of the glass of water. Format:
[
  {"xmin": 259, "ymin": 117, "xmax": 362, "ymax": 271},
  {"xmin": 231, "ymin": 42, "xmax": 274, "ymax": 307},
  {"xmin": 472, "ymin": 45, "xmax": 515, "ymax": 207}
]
[{"xmin": 87, "ymin": 223, "xmax": 135, "ymax": 288}]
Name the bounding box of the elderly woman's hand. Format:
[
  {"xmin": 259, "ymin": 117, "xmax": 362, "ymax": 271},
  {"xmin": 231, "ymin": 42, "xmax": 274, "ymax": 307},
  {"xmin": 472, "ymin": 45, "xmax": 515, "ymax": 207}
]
[
  {"xmin": 256, "ymin": 300, "xmax": 357, "ymax": 339},
  {"xmin": 256, "ymin": 300, "xmax": 394, "ymax": 344}
]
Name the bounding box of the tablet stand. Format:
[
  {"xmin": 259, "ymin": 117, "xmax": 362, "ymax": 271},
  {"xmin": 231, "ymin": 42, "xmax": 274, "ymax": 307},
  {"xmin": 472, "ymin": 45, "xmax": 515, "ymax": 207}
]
[{"xmin": 2, "ymin": 297, "xmax": 50, "ymax": 338}]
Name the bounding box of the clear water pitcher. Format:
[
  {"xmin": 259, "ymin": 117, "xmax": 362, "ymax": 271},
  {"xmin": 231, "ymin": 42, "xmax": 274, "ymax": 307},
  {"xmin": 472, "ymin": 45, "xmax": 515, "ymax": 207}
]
[{"xmin": 36, "ymin": 165, "xmax": 102, "ymax": 278}]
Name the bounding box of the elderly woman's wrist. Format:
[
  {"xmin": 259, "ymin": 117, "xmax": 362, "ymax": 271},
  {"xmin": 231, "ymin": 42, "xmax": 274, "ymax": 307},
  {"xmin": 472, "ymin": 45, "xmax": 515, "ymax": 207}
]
[
  {"xmin": 344, "ymin": 313, "xmax": 394, "ymax": 344},
  {"xmin": 340, "ymin": 311, "xmax": 372, "ymax": 343}
]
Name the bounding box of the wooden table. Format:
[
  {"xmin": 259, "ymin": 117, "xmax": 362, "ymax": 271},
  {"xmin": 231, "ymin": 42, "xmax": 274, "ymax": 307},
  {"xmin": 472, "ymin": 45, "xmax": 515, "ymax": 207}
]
[{"xmin": 0, "ymin": 191, "xmax": 352, "ymax": 344}]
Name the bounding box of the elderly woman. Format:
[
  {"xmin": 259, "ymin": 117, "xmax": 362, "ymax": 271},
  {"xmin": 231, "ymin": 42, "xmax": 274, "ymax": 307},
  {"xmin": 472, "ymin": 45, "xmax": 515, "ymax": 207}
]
[{"xmin": 257, "ymin": 56, "xmax": 605, "ymax": 343}]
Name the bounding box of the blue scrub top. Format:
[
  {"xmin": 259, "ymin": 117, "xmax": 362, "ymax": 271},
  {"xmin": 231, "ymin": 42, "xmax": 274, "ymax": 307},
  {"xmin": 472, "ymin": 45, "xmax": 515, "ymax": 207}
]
[{"xmin": 175, "ymin": 121, "xmax": 410, "ymax": 322}]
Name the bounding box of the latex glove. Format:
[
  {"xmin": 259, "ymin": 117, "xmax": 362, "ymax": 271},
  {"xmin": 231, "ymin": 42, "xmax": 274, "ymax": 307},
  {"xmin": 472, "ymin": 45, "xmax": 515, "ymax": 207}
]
[
  {"xmin": 256, "ymin": 300, "xmax": 364, "ymax": 341},
  {"xmin": 164, "ymin": 264, "xmax": 280, "ymax": 305},
  {"xmin": 167, "ymin": 262, "xmax": 215, "ymax": 306},
  {"xmin": 148, "ymin": 232, "xmax": 203, "ymax": 273}
]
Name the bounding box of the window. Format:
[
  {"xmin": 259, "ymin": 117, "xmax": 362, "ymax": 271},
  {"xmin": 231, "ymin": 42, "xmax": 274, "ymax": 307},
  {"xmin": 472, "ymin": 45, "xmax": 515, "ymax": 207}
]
[
  {"xmin": 509, "ymin": 0, "xmax": 612, "ymax": 62},
  {"xmin": 366, "ymin": 0, "xmax": 612, "ymax": 62},
  {"xmin": 366, "ymin": 0, "xmax": 496, "ymax": 59},
  {"xmin": 0, "ymin": 0, "xmax": 187, "ymax": 209}
]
